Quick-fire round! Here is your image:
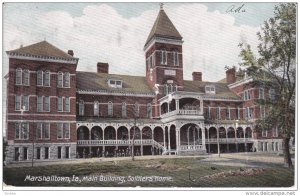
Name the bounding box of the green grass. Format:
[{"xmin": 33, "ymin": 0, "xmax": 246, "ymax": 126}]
[{"xmin": 3, "ymin": 157, "xmax": 294, "ymax": 187}]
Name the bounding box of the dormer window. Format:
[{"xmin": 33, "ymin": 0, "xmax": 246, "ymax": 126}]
[
  {"xmin": 108, "ymin": 79, "xmax": 122, "ymax": 88},
  {"xmin": 205, "ymin": 85, "xmax": 215, "ymax": 94}
]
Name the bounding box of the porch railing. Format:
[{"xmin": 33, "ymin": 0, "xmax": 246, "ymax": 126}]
[
  {"xmin": 161, "ymin": 109, "xmax": 202, "ymax": 118},
  {"xmin": 179, "ymin": 145, "xmax": 205, "ymax": 151}
]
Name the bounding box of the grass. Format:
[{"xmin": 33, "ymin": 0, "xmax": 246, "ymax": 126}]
[{"xmin": 3, "ymin": 157, "xmax": 294, "ymax": 187}]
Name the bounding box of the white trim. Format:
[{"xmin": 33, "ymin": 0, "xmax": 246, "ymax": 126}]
[
  {"xmin": 144, "ymin": 37, "xmax": 183, "ymax": 52},
  {"xmin": 8, "ymin": 120, "xmax": 76, "ymax": 123},
  {"xmin": 228, "ymin": 77, "xmax": 253, "ymax": 89},
  {"xmin": 7, "ymin": 52, "xmax": 78, "ymax": 64}
]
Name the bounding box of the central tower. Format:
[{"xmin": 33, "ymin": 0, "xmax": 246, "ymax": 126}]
[{"xmin": 144, "ymin": 5, "xmax": 184, "ymax": 99}]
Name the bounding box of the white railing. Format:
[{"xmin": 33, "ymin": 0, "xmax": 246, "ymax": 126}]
[
  {"xmin": 205, "ymin": 138, "xmax": 253, "ymax": 143},
  {"xmin": 161, "ymin": 109, "xmax": 202, "ymax": 118},
  {"xmin": 180, "ymin": 145, "xmax": 204, "ymax": 151},
  {"xmin": 77, "ymin": 139, "xmax": 154, "ymax": 146}
]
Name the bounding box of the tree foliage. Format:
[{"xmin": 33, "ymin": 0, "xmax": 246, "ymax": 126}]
[{"xmin": 239, "ymin": 3, "xmax": 296, "ymax": 167}]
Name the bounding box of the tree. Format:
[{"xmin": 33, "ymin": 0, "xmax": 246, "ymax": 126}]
[{"xmin": 239, "ymin": 3, "xmax": 296, "ymax": 167}]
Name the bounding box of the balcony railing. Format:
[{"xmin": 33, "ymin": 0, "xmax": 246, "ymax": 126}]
[
  {"xmin": 161, "ymin": 109, "xmax": 202, "ymax": 118},
  {"xmin": 205, "ymin": 138, "xmax": 253, "ymax": 143},
  {"xmin": 180, "ymin": 145, "xmax": 205, "ymax": 151},
  {"xmin": 77, "ymin": 139, "xmax": 155, "ymax": 146}
]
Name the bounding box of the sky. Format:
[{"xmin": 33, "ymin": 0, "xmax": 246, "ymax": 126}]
[{"xmin": 3, "ymin": 2, "xmax": 278, "ymax": 81}]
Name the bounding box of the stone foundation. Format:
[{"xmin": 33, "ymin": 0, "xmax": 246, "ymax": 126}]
[{"xmin": 5, "ymin": 141, "xmax": 77, "ymax": 164}]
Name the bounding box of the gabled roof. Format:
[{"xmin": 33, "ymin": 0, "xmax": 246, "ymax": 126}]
[
  {"xmin": 76, "ymin": 71, "xmax": 155, "ymax": 96},
  {"xmin": 7, "ymin": 41, "xmax": 76, "ymax": 60},
  {"xmin": 144, "ymin": 8, "xmax": 182, "ymax": 46},
  {"xmin": 183, "ymin": 80, "xmax": 242, "ymax": 100}
]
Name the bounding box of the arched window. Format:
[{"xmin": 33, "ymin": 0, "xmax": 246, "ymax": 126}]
[
  {"xmin": 64, "ymin": 72, "xmax": 70, "ymax": 87},
  {"xmin": 122, "ymin": 102, "xmax": 127, "ymax": 117},
  {"xmin": 57, "ymin": 72, "xmax": 63, "ymax": 88},
  {"xmin": 108, "ymin": 101, "xmax": 113, "ymax": 117},
  {"xmin": 79, "ymin": 100, "xmax": 84, "ymax": 116},
  {"xmin": 23, "ymin": 69, "xmax": 29, "ymax": 85},
  {"xmin": 94, "ymin": 101, "xmax": 99, "ymax": 116},
  {"xmin": 15, "ymin": 68, "xmax": 22, "ymax": 85},
  {"xmin": 147, "ymin": 103, "xmax": 152, "ymax": 118},
  {"xmin": 134, "ymin": 102, "xmax": 139, "ymax": 117},
  {"xmin": 44, "ymin": 71, "xmax": 50, "ymax": 86},
  {"xmin": 37, "ymin": 70, "xmax": 43, "ymax": 86}
]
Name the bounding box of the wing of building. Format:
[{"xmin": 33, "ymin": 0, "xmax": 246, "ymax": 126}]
[{"xmin": 4, "ymin": 5, "xmax": 281, "ymax": 163}]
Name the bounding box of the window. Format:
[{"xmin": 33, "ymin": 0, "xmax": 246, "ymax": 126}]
[
  {"xmin": 272, "ymin": 127, "xmax": 279, "ymax": 137},
  {"xmin": 65, "ymin": 97, "xmax": 70, "ymax": 112},
  {"xmin": 15, "ymin": 122, "xmax": 29, "ymax": 140},
  {"xmin": 57, "ymin": 123, "xmax": 70, "ymax": 139},
  {"xmin": 149, "ymin": 55, "xmax": 153, "ymax": 69},
  {"xmin": 23, "ymin": 95, "xmax": 29, "ymax": 111},
  {"xmin": 15, "ymin": 95, "xmax": 21, "ymax": 111},
  {"xmin": 23, "ymin": 147, "xmax": 28, "ymax": 160},
  {"xmin": 36, "ymin": 123, "xmax": 50, "ymax": 139},
  {"xmin": 122, "ymin": 102, "xmax": 127, "ymax": 117},
  {"xmin": 108, "ymin": 102, "xmax": 113, "ymax": 117},
  {"xmin": 269, "ymin": 89, "xmax": 276, "ymax": 101},
  {"xmin": 216, "ymin": 107, "xmax": 221, "ymax": 120},
  {"xmin": 37, "ymin": 70, "xmax": 43, "ymax": 86},
  {"xmin": 108, "ymin": 79, "xmax": 122, "ymax": 88},
  {"xmin": 44, "ymin": 96, "xmax": 50, "ymax": 112},
  {"xmin": 205, "ymin": 85, "xmax": 216, "ymax": 94},
  {"xmin": 262, "ymin": 130, "xmax": 267, "ymax": 137},
  {"xmin": 259, "ymin": 88, "xmax": 265, "ymax": 99},
  {"xmin": 44, "ymin": 147, "xmax": 49, "ymax": 159},
  {"xmin": 236, "ymin": 108, "xmax": 240, "ymax": 120},
  {"xmin": 249, "ymin": 108, "xmax": 254, "ymax": 119},
  {"xmin": 79, "ymin": 100, "xmax": 84, "ymax": 116},
  {"xmin": 260, "ymin": 106, "xmax": 266, "ymax": 118},
  {"xmin": 244, "ymin": 90, "xmax": 251, "ymax": 100},
  {"xmin": 160, "ymin": 50, "xmax": 167, "ymax": 65},
  {"xmin": 23, "ymin": 70, "xmax": 29, "ymax": 85},
  {"xmin": 226, "ymin": 107, "xmax": 231, "ymax": 120},
  {"xmin": 164, "ymin": 84, "xmax": 168, "ymax": 96},
  {"xmin": 65, "ymin": 146, "xmax": 70, "ymax": 159},
  {"xmin": 208, "ymin": 107, "xmax": 211, "ymax": 119},
  {"xmin": 37, "ymin": 96, "xmax": 43, "ymax": 112},
  {"xmin": 16, "ymin": 68, "xmax": 22, "ymax": 85},
  {"xmin": 44, "ymin": 71, "xmax": 50, "ymax": 86},
  {"xmin": 173, "ymin": 52, "xmax": 179, "ymax": 66},
  {"xmin": 57, "ymin": 72, "xmax": 63, "ymax": 88},
  {"xmin": 57, "ymin": 147, "xmax": 62, "ymax": 159},
  {"xmin": 64, "ymin": 72, "xmax": 70, "ymax": 88},
  {"xmin": 15, "ymin": 68, "xmax": 30, "ymax": 85},
  {"xmin": 94, "ymin": 101, "xmax": 99, "ymax": 116},
  {"xmin": 147, "ymin": 103, "xmax": 152, "ymax": 118},
  {"xmin": 134, "ymin": 102, "xmax": 139, "ymax": 117},
  {"xmin": 168, "ymin": 84, "xmax": 173, "ymax": 93},
  {"xmin": 174, "ymin": 84, "xmax": 178, "ymax": 92},
  {"xmin": 58, "ymin": 97, "xmax": 63, "ymax": 112},
  {"xmin": 36, "ymin": 147, "xmax": 41, "ymax": 159}
]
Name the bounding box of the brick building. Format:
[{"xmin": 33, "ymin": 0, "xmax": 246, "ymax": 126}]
[{"xmin": 5, "ymin": 6, "xmax": 282, "ymax": 163}]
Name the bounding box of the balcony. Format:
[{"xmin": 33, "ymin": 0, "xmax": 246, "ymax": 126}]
[{"xmin": 160, "ymin": 109, "xmax": 202, "ymax": 119}]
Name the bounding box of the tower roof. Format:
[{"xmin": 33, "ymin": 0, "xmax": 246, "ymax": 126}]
[
  {"xmin": 144, "ymin": 7, "xmax": 182, "ymax": 47},
  {"xmin": 7, "ymin": 40, "xmax": 76, "ymax": 60}
]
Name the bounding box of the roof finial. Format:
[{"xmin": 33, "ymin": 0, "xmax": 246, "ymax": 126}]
[{"xmin": 160, "ymin": 3, "xmax": 164, "ymax": 10}]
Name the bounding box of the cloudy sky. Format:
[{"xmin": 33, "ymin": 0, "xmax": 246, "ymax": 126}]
[{"xmin": 3, "ymin": 2, "xmax": 278, "ymax": 81}]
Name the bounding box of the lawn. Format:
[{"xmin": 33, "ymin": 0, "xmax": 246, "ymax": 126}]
[{"xmin": 3, "ymin": 157, "xmax": 294, "ymax": 187}]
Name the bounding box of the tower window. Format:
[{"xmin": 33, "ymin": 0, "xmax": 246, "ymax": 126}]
[
  {"xmin": 173, "ymin": 52, "xmax": 179, "ymax": 66},
  {"xmin": 160, "ymin": 50, "xmax": 167, "ymax": 65}
]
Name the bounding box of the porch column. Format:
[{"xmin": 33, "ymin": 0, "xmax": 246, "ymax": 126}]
[
  {"xmin": 167, "ymin": 103, "xmax": 170, "ymax": 113},
  {"xmin": 193, "ymin": 127, "xmax": 196, "ymax": 148},
  {"xmin": 176, "ymin": 127, "xmax": 179, "ymax": 155},
  {"xmin": 141, "ymin": 127, "xmax": 143, "ymax": 156},
  {"xmin": 217, "ymin": 126, "xmax": 220, "ymax": 156},
  {"xmin": 200, "ymin": 98, "xmax": 203, "ymax": 114},
  {"xmin": 152, "ymin": 129, "xmax": 154, "ymax": 155},
  {"xmin": 89, "ymin": 128, "xmax": 91, "ymax": 156},
  {"xmin": 168, "ymin": 127, "xmax": 171, "ymax": 154},
  {"xmin": 201, "ymin": 127, "xmax": 206, "ymax": 150},
  {"xmin": 159, "ymin": 104, "xmax": 162, "ymax": 117},
  {"xmin": 243, "ymin": 127, "xmax": 247, "ymax": 152},
  {"xmin": 116, "ymin": 129, "xmax": 118, "ymax": 150},
  {"xmin": 175, "ymin": 99, "xmax": 179, "ymax": 112},
  {"xmin": 163, "ymin": 128, "xmax": 166, "ymax": 149}
]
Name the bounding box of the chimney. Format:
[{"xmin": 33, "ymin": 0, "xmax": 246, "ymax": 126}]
[
  {"xmin": 226, "ymin": 67, "xmax": 236, "ymax": 84},
  {"xmin": 68, "ymin": 50, "xmax": 74, "ymax": 56},
  {"xmin": 97, "ymin": 62, "xmax": 109, "ymax": 74},
  {"xmin": 192, "ymin": 72, "xmax": 202, "ymax": 81}
]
